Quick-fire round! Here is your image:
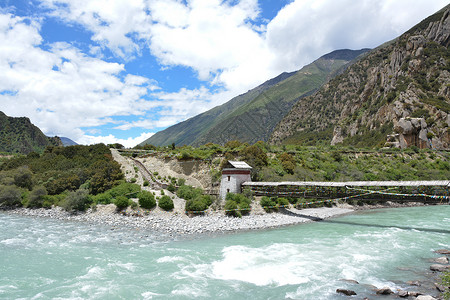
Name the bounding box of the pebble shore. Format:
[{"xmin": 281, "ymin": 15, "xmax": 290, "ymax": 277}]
[{"xmin": 5, "ymin": 205, "xmax": 354, "ymax": 237}]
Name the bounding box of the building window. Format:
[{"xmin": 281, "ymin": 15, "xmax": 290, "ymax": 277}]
[{"xmin": 227, "ymin": 176, "xmax": 230, "ymax": 181}]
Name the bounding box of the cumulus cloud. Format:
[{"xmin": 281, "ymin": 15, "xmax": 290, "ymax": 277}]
[
  {"xmin": 1, "ymin": 0, "xmax": 448, "ymax": 146},
  {"xmin": 78, "ymin": 131, "xmax": 155, "ymax": 148},
  {"xmin": 0, "ymin": 12, "xmax": 154, "ymax": 144}
]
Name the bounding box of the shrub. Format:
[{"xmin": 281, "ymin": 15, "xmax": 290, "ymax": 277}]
[
  {"xmin": 177, "ymin": 178, "xmax": 186, "ymax": 186},
  {"xmin": 185, "ymin": 195, "xmax": 213, "ymax": 214},
  {"xmin": 130, "ymin": 178, "xmax": 137, "ymax": 183},
  {"xmin": 277, "ymin": 197, "xmax": 290, "ymax": 207},
  {"xmin": 92, "ymin": 192, "xmax": 113, "ymax": 204},
  {"xmin": 108, "ymin": 182, "xmax": 141, "ymax": 198},
  {"xmin": 114, "ymin": 196, "xmax": 129, "ymax": 211},
  {"xmin": 138, "ymin": 191, "xmax": 156, "ymax": 209},
  {"xmin": 441, "ymin": 270, "xmax": 450, "ymax": 300},
  {"xmin": 143, "ymin": 180, "xmax": 149, "ymax": 186},
  {"xmin": 28, "ymin": 186, "xmax": 48, "ymax": 208},
  {"xmin": 61, "ymin": 189, "xmax": 91, "ymax": 213},
  {"xmin": 158, "ymin": 195, "xmax": 174, "ymax": 211},
  {"xmin": 13, "ymin": 166, "xmax": 33, "ymax": 190},
  {"xmin": 224, "ymin": 200, "xmax": 240, "ymax": 217},
  {"xmin": 224, "ymin": 193, "xmax": 251, "ymax": 216},
  {"xmin": 0, "ymin": 185, "xmax": 22, "ymax": 207},
  {"xmin": 260, "ymin": 196, "xmax": 277, "ymax": 212},
  {"xmin": 167, "ymin": 183, "xmax": 176, "ymax": 193}
]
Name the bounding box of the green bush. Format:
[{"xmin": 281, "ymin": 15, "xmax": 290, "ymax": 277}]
[
  {"xmin": 277, "ymin": 197, "xmax": 290, "ymax": 207},
  {"xmin": 167, "ymin": 183, "xmax": 176, "ymax": 192},
  {"xmin": 177, "ymin": 178, "xmax": 186, "ymax": 186},
  {"xmin": 27, "ymin": 186, "xmax": 48, "ymax": 208},
  {"xmin": 130, "ymin": 178, "xmax": 137, "ymax": 183},
  {"xmin": 138, "ymin": 191, "xmax": 156, "ymax": 209},
  {"xmin": 143, "ymin": 180, "xmax": 149, "ymax": 186},
  {"xmin": 260, "ymin": 196, "xmax": 277, "ymax": 212},
  {"xmin": 185, "ymin": 194, "xmax": 213, "ymax": 214},
  {"xmin": 92, "ymin": 192, "xmax": 113, "ymax": 204},
  {"xmin": 441, "ymin": 270, "xmax": 450, "ymax": 300},
  {"xmin": 177, "ymin": 184, "xmax": 203, "ymax": 200},
  {"xmin": 0, "ymin": 185, "xmax": 22, "ymax": 207},
  {"xmin": 224, "ymin": 200, "xmax": 240, "ymax": 217},
  {"xmin": 224, "ymin": 193, "xmax": 251, "ymax": 216},
  {"xmin": 114, "ymin": 196, "xmax": 129, "ymax": 211},
  {"xmin": 158, "ymin": 195, "xmax": 174, "ymax": 211},
  {"xmin": 108, "ymin": 182, "xmax": 141, "ymax": 198},
  {"xmin": 61, "ymin": 189, "xmax": 91, "ymax": 213}
]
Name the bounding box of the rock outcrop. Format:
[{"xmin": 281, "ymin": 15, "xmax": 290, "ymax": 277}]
[{"xmin": 271, "ymin": 5, "xmax": 450, "ymax": 149}]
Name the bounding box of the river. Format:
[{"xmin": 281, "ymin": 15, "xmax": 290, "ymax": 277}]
[{"xmin": 0, "ymin": 205, "xmax": 449, "ymax": 299}]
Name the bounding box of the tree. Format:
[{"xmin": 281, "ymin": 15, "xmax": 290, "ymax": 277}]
[
  {"xmin": 13, "ymin": 166, "xmax": 33, "ymax": 190},
  {"xmin": 28, "ymin": 186, "xmax": 48, "ymax": 208},
  {"xmin": 0, "ymin": 185, "xmax": 22, "ymax": 207},
  {"xmin": 61, "ymin": 189, "xmax": 91, "ymax": 213}
]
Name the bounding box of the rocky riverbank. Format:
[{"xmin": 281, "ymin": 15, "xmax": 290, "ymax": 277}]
[{"xmin": 5, "ymin": 205, "xmax": 353, "ymax": 237}]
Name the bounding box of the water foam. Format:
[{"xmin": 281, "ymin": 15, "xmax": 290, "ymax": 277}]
[{"xmin": 211, "ymin": 244, "xmax": 311, "ymax": 286}]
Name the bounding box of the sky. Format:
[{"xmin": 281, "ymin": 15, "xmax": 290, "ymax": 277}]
[{"xmin": 0, "ymin": 0, "xmax": 448, "ymax": 147}]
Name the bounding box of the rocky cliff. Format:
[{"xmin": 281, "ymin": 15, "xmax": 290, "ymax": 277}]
[{"xmin": 271, "ymin": 5, "xmax": 450, "ymax": 149}]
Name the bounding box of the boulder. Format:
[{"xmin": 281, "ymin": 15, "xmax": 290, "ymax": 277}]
[
  {"xmin": 435, "ymin": 249, "xmax": 450, "ymax": 255},
  {"xmin": 376, "ymin": 287, "xmax": 394, "ymax": 295},
  {"xmin": 336, "ymin": 289, "xmax": 357, "ymax": 296},
  {"xmin": 430, "ymin": 264, "xmax": 450, "ymax": 272},
  {"xmin": 406, "ymin": 280, "xmax": 421, "ymax": 286},
  {"xmin": 339, "ymin": 279, "xmax": 359, "ymax": 284},
  {"xmin": 435, "ymin": 256, "xmax": 449, "ymax": 264},
  {"xmin": 416, "ymin": 296, "xmax": 437, "ymax": 300},
  {"xmin": 398, "ymin": 290, "xmax": 408, "ymax": 297}
]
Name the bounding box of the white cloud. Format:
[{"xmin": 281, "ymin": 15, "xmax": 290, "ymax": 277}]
[
  {"xmin": 1, "ymin": 0, "xmax": 449, "ymax": 146},
  {"xmin": 78, "ymin": 131, "xmax": 154, "ymax": 148},
  {"xmin": 0, "ymin": 12, "xmax": 154, "ymax": 145}
]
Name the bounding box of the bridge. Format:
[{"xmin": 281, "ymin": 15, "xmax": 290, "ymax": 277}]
[{"xmin": 242, "ymin": 180, "xmax": 450, "ymax": 203}]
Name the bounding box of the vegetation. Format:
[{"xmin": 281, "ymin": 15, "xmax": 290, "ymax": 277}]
[
  {"xmin": 158, "ymin": 195, "xmax": 174, "ymax": 211},
  {"xmin": 139, "ymin": 50, "xmax": 368, "ymax": 147},
  {"xmin": 441, "ymin": 270, "xmax": 450, "ymax": 300},
  {"xmin": 224, "ymin": 193, "xmax": 251, "ymax": 217},
  {"xmin": 138, "ymin": 191, "xmax": 156, "ymax": 209},
  {"xmin": 0, "ymin": 111, "xmax": 62, "ymax": 154}
]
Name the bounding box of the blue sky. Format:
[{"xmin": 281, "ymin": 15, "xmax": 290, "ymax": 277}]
[{"xmin": 0, "ymin": 0, "xmax": 448, "ymax": 147}]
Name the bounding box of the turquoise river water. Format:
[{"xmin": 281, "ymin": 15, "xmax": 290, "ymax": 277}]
[{"xmin": 0, "ymin": 205, "xmax": 449, "ymax": 299}]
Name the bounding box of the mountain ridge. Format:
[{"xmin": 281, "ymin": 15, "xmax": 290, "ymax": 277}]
[
  {"xmin": 270, "ymin": 4, "xmax": 450, "ymax": 149},
  {"xmin": 0, "ymin": 111, "xmax": 63, "ymax": 154},
  {"xmin": 141, "ymin": 48, "xmax": 369, "ymax": 147}
]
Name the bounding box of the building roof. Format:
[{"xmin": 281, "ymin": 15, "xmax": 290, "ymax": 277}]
[{"xmin": 227, "ymin": 161, "xmax": 252, "ymax": 169}]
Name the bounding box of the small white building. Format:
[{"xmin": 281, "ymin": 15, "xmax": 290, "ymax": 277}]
[{"xmin": 219, "ymin": 160, "xmax": 252, "ymax": 200}]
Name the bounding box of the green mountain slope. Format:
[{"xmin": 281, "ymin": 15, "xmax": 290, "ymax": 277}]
[
  {"xmin": 271, "ymin": 4, "xmax": 450, "ymax": 149},
  {"xmin": 141, "ymin": 49, "xmax": 369, "ymax": 147},
  {"xmin": 0, "ymin": 111, "xmax": 62, "ymax": 154}
]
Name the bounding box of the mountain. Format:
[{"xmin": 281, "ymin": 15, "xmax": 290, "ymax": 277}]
[
  {"xmin": 60, "ymin": 137, "xmax": 78, "ymax": 147},
  {"xmin": 141, "ymin": 48, "xmax": 369, "ymax": 147},
  {"xmin": 271, "ymin": 5, "xmax": 450, "ymax": 149},
  {"xmin": 0, "ymin": 111, "xmax": 63, "ymax": 154}
]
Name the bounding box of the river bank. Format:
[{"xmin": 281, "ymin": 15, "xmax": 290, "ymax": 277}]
[
  {"xmin": 3, "ymin": 201, "xmax": 444, "ymax": 237},
  {"xmin": 5, "ymin": 204, "xmax": 355, "ymax": 237}
]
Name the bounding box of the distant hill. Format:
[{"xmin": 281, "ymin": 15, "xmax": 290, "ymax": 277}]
[
  {"xmin": 60, "ymin": 137, "xmax": 78, "ymax": 147},
  {"xmin": 271, "ymin": 4, "xmax": 450, "ymax": 149},
  {"xmin": 0, "ymin": 111, "xmax": 62, "ymax": 154},
  {"xmin": 141, "ymin": 48, "xmax": 369, "ymax": 147}
]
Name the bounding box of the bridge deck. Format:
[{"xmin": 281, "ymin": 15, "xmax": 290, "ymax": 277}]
[{"xmin": 242, "ymin": 180, "xmax": 450, "ymax": 187}]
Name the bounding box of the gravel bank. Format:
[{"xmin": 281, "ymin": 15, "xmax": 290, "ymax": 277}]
[{"xmin": 5, "ymin": 205, "xmax": 354, "ymax": 237}]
